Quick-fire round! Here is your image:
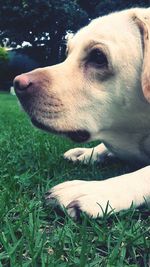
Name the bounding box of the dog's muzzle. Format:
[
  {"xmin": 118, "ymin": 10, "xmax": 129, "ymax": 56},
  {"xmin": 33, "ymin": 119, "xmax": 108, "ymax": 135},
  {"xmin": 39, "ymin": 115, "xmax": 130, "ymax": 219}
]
[{"xmin": 14, "ymin": 74, "xmax": 91, "ymax": 143}]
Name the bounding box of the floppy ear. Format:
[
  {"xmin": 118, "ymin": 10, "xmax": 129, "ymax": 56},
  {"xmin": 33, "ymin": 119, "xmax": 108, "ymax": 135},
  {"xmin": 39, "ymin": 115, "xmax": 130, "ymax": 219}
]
[{"xmin": 133, "ymin": 14, "xmax": 150, "ymax": 102}]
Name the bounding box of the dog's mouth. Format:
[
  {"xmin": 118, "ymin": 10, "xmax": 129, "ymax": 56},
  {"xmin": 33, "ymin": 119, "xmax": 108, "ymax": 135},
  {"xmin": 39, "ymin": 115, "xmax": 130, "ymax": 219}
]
[
  {"xmin": 31, "ymin": 118, "xmax": 53, "ymax": 132},
  {"xmin": 31, "ymin": 119, "xmax": 90, "ymax": 143},
  {"xmin": 66, "ymin": 130, "xmax": 90, "ymax": 142}
]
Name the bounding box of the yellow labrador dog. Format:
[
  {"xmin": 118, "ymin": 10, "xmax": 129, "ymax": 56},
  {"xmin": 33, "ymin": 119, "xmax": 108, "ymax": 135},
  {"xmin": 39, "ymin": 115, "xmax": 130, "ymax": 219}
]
[{"xmin": 14, "ymin": 8, "xmax": 150, "ymax": 218}]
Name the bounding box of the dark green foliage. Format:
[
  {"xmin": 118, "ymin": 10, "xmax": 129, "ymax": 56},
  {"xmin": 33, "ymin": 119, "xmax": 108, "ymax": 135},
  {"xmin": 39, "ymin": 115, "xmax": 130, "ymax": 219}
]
[
  {"xmin": 8, "ymin": 51, "xmax": 38, "ymax": 73},
  {"xmin": 95, "ymin": 0, "xmax": 150, "ymax": 17},
  {"xmin": 0, "ymin": 48, "xmax": 9, "ymax": 91},
  {"xmin": 78, "ymin": 0, "xmax": 149, "ymax": 18},
  {"xmin": 0, "ymin": 0, "xmax": 88, "ymax": 64},
  {"xmin": 8, "ymin": 50, "xmax": 38, "ymax": 80},
  {"xmin": 0, "ymin": 0, "xmax": 149, "ymax": 88},
  {"xmin": 0, "ymin": 50, "xmax": 38, "ymax": 91},
  {"xmin": 0, "ymin": 0, "xmax": 149, "ymax": 65},
  {"xmin": 0, "ymin": 47, "xmax": 8, "ymax": 63}
]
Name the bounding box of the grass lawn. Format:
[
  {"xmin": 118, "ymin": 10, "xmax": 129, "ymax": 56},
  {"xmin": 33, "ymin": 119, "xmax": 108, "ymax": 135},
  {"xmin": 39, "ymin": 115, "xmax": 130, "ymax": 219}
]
[{"xmin": 0, "ymin": 92, "xmax": 149, "ymax": 267}]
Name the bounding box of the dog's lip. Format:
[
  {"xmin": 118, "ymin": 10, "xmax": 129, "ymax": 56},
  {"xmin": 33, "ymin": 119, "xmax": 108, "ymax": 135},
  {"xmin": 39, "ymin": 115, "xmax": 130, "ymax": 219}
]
[
  {"xmin": 66, "ymin": 130, "xmax": 90, "ymax": 142},
  {"xmin": 31, "ymin": 118, "xmax": 52, "ymax": 132},
  {"xmin": 31, "ymin": 118, "xmax": 90, "ymax": 142}
]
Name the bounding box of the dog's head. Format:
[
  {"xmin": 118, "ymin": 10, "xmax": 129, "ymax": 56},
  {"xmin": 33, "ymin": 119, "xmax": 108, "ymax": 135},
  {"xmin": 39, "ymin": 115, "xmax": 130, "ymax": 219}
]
[{"xmin": 14, "ymin": 8, "xmax": 150, "ymax": 143}]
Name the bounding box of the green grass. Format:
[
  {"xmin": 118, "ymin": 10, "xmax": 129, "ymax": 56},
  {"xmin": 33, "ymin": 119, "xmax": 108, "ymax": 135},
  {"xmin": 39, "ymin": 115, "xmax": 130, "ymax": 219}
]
[{"xmin": 0, "ymin": 92, "xmax": 149, "ymax": 267}]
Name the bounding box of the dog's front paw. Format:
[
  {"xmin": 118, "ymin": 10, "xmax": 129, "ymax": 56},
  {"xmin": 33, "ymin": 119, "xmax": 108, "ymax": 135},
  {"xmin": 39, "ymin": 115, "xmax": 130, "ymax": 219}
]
[
  {"xmin": 64, "ymin": 147, "xmax": 96, "ymax": 164},
  {"xmin": 45, "ymin": 167, "xmax": 150, "ymax": 219},
  {"xmin": 63, "ymin": 144, "xmax": 113, "ymax": 164},
  {"xmin": 45, "ymin": 180, "xmax": 113, "ymax": 219}
]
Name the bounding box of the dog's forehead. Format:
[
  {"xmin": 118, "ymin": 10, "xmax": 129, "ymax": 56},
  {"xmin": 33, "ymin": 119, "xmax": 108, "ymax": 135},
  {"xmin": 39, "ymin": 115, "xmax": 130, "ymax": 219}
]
[{"xmin": 70, "ymin": 10, "xmax": 134, "ymax": 51}]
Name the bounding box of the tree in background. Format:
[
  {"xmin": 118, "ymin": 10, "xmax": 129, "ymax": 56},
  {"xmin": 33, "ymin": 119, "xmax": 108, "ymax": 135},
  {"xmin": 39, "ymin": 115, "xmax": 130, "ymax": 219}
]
[
  {"xmin": 0, "ymin": 0, "xmax": 149, "ymax": 64},
  {"xmin": 0, "ymin": 47, "xmax": 9, "ymax": 90},
  {"xmin": 78, "ymin": 0, "xmax": 149, "ymax": 18},
  {"xmin": 0, "ymin": 0, "xmax": 88, "ymax": 65},
  {"xmin": 95, "ymin": 0, "xmax": 149, "ymax": 17},
  {"xmin": 0, "ymin": 0, "xmax": 149, "ymax": 91}
]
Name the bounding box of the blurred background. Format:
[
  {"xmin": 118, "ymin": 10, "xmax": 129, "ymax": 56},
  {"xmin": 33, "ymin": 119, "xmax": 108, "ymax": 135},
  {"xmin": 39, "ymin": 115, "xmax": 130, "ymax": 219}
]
[{"xmin": 0, "ymin": 0, "xmax": 149, "ymax": 92}]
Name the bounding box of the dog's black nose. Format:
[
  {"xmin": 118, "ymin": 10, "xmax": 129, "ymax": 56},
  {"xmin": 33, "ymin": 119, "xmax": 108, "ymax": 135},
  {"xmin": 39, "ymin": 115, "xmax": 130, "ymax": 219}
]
[{"xmin": 13, "ymin": 74, "xmax": 32, "ymax": 94}]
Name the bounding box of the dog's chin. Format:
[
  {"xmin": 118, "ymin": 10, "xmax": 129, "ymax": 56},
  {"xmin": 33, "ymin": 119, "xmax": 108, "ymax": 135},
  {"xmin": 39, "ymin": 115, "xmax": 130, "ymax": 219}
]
[{"xmin": 31, "ymin": 118, "xmax": 90, "ymax": 143}]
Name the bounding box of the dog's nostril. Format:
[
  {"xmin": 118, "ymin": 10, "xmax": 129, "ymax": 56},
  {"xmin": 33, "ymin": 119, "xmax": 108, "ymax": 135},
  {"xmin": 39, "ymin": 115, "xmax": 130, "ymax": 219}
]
[
  {"xmin": 14, "ymin": 75, "xmax": 32, "ymax": 93},
  {"xmin": 14, "ymin": 79, "xmax": 19, "ymax": 90}
]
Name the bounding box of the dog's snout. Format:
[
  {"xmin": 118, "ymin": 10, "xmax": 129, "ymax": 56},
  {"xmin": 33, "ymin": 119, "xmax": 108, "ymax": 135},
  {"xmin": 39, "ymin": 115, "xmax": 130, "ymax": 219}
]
[{"xmin": 14, "ymin": 74, "xmax": 32, "ymax": 94}]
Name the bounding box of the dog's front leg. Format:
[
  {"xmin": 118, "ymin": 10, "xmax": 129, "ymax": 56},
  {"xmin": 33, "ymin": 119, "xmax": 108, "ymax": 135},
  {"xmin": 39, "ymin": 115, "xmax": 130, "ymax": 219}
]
[
  {"xmin": 46, "ymin": 166, "xmax": 150, "ymax": 219},
  {"xmin": 64, "ymin": 143, "xmax": 115, "ymax": 164}
]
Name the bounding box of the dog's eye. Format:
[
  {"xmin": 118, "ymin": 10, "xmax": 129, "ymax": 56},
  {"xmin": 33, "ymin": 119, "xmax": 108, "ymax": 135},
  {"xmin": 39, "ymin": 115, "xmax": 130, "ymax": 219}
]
[{"xmin": 88, "ymin": 49, "xmax": 108, "ymax": 67}]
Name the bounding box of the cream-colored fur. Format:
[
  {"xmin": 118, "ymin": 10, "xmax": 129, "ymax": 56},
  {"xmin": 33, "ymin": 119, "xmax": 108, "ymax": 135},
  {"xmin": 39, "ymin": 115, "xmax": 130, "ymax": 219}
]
[{"xmin": 14, "ymin": 8, "xmax": 150, "ymax": 218}]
